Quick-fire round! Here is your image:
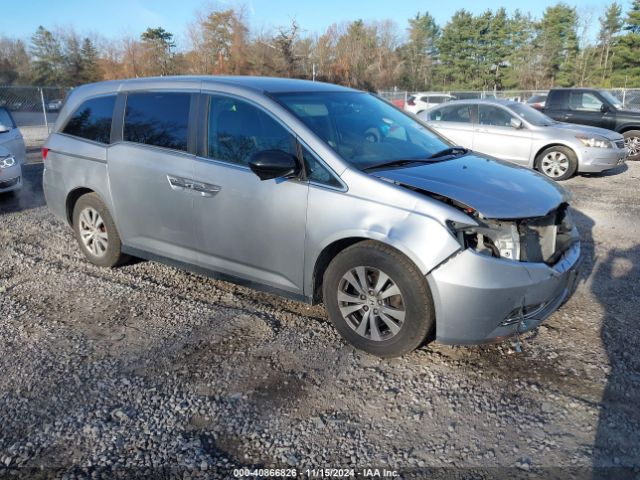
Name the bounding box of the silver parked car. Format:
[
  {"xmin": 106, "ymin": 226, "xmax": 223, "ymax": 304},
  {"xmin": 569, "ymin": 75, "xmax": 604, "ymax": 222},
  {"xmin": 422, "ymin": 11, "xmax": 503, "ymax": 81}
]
[
  {"xmin": 0, "ymin": 107, "xmax": 26, "ymax": 194},
  {"xmin": 43, "ymin": 77, "xmax": 581, "ymax": 357},
  {"xmin": 420, "ymin": 99, "xmax": 627, "ymax": 180}
]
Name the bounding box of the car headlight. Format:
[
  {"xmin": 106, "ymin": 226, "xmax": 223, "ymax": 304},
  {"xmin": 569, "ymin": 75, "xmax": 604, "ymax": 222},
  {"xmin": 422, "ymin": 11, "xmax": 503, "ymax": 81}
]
[
  {"xmin": 449, "ymin": 219, "xmax": 521, "ymax": 260},
  {"xmin": 575, "ymin": 134, "xmax": 613, "ymax": 148},
  {"xmin": 0, "ymin": 155, "xmax": 16, "ymax": 169}
]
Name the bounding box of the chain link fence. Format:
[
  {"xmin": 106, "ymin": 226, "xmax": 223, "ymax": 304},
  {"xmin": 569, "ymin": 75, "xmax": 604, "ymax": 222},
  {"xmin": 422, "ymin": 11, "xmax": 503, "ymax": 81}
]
[
  {"xmin": 379, "ymin": 88, "xmax": 640, "ymax": 111},
  {"xmin": 0, "ymin": 86, "xmax": 70, "ymax": 150}
]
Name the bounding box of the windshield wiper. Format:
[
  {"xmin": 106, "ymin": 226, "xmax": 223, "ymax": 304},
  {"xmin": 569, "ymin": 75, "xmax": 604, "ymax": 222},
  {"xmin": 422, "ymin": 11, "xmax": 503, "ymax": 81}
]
[
  {"xmin": 362, "ymin": 147, "xmax": 470, "ymax": 172},
  {"xmin": 426, "ymin": 146, "xmax": 469, "ymax": 159},
  {"xmin": 362, "ymin": 159, "xmax": 435, "ymax": 172}
]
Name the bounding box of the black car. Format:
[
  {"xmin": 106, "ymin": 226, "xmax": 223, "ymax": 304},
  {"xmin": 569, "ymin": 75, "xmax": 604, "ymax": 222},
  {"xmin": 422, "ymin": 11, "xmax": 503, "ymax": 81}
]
[{"xmin": 542, "ymin": 88, "xmax": 640, "ymax": 160}]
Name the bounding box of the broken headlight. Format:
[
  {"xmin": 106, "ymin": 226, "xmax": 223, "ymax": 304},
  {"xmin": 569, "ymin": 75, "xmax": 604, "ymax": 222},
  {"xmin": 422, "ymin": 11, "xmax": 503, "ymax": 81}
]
[{"xmin": 449, "ymin": 219, "xmax": 521, "ymax": 260}]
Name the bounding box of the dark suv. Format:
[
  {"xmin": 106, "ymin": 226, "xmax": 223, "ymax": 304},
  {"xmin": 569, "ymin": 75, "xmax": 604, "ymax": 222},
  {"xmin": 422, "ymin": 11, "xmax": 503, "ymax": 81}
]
[{"xmin": 541, "ymin": 88, "xmax": 640, "ymax": 160}]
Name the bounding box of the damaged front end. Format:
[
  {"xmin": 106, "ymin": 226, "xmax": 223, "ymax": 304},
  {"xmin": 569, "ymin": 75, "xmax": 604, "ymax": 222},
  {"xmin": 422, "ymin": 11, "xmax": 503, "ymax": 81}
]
[{"xmin": 449, "ymin": 203, "xmax": 579, "ymax": 265}]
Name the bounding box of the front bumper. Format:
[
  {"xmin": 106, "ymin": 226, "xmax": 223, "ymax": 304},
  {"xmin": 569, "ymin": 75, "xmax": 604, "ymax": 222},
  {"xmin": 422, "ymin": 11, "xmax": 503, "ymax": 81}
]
[
  {"xmin": 0, "ymin": 163, "xmax": 22, "ymax": 192},
  {"xmin": 579, "ymin": 147, "xmax": 627, "ymax": 173},
  {"xmin": 427, "ymin": 241, "xmax": 581, "ymax": 345}
]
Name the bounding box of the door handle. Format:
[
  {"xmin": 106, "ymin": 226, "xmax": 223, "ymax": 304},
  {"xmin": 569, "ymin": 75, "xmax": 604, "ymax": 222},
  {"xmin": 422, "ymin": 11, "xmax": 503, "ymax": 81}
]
[
  {"xmin": 167, "ymin": 175, "xmax": 189, "ymax": 190},
  {"xmin": 167, "ymin": 175, "xmax": 221, "ymax": 197},
  {"xmin": 191, "ymin": 182, "xmax": 221, "ymax": 197}
]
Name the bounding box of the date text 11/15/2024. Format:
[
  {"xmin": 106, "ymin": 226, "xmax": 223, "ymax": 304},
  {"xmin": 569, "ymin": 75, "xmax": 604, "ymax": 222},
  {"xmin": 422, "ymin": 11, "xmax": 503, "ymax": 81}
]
[{"xmin": 233, "ymin": 468, "xmax": 399, "ymax": 478}]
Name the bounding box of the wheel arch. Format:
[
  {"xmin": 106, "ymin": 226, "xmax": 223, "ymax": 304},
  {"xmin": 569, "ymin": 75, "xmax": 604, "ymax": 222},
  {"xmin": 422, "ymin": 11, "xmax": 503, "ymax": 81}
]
[
  {"xmin": 533, "ymin": 143, "xmax": 579, "ymax": 168},
  {"xmin": 309, "ymin": 226, "xmax": 456, "ymax": 304},
  {"xmin": 616, "ymin": 124, "xmax": 640, "ymax": 134},
  {"xmin": 65, "ymin": 187, "xmax": 96, "ymax": 226}
]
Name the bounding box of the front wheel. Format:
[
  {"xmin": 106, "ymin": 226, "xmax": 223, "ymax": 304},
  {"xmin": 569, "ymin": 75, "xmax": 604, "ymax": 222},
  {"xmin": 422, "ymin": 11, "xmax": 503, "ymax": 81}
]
[
  {"xmin": 322, "ymin": 241, "xmax": 435, "ymax": 358},
  {"xmin": 623, "ymin": 130, "xmax": 640, "ymax": 161},
  {"xmin": 535, "ymin": 146, "xmax": 577, "ymax": 181}
]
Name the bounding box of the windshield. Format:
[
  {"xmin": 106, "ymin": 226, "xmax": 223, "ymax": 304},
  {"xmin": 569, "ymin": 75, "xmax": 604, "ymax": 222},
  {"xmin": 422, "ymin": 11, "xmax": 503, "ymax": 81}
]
[
  {"xmin": 508, "ymin": 103, "xmax": 556, "ymax": 126},
  {"xmin": 273, "ymin": 91, "xmax": 451, "ymax": 170},
  {"xmin": 599, "ymin": 90, "xmax": 624, "ymax": 110}
]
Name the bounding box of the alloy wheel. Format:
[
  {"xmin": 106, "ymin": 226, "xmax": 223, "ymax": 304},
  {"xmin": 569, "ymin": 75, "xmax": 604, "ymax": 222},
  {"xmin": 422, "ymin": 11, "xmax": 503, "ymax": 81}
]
[
  {"xmin": 78, "ymin": 207, "xmax": 108, "ymax": 257},
  {"xmin": 541, "ymin": 151, "xmax": 569, "ymax": 178},
  {"xmin": 625, "ymin": 135, "xmax": 640, "ymax": 157},
  {"xmin": 337, "ymin": 266, "xmax": 405, "ymax": 342}
]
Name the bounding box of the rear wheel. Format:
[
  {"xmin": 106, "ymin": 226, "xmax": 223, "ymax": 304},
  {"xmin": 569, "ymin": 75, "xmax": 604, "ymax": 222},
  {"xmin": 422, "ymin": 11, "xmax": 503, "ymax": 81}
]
[
  {"xmin": 535, "ymin": 146, "xmax": 577, "ymax": 181},
  {"xmin": 623, "ymin": 130, "xmax": 640, "ymax": 161},
  {"xmin": 72, "ymin": 193, "xmax": 129, "ymax": 267},
  {"xmin": 322, "ymin": 241, "xmax": 435, "ymax": 358}
]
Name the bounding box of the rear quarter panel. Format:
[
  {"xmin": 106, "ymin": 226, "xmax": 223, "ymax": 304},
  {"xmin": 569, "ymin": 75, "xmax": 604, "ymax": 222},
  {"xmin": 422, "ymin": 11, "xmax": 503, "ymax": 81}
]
[{"xmin": 43, "ymin": 133, "xmax": 112, "ymax": 225}]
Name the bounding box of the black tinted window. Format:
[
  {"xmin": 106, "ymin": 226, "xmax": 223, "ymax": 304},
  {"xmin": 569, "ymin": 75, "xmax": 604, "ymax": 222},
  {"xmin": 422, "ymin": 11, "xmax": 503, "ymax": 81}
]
[
  {"xmin": 124, "ymin": 92, "xmax": 190, "ymax": 151},
  {"xmin": 302, "ymin": 146, "xmax": 341, "ymax": 188},
  {"xmin": 63, "ymin": 95, "xmax": 115, "ymax": 143},
  {"xmin": 207, "ymin": 95, "xmax": 295, "ymax": 166}
]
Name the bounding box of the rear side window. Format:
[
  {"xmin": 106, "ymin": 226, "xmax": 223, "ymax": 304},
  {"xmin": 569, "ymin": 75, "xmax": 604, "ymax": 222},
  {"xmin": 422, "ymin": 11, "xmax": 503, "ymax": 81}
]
[
  {"xmin": 62, "ymin": 95, "xmax": 116, "ymax": 144},
  {"xmin": 124, "ymin": 92, "xmax": 190, "ymax": 152},
  {"xmin": 206, "ymin": 95, "xmax": 295, "ymax": 166}
]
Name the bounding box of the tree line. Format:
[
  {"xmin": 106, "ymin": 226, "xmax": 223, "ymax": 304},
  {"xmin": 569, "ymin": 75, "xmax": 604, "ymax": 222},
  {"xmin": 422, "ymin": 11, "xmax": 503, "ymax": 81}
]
[{"xmin": 1, "ymin": 1, "xmax": 639, "ymax": 91}]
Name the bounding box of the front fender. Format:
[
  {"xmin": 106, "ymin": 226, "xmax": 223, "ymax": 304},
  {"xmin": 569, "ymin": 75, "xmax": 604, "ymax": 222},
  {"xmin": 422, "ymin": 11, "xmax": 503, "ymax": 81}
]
[{"xmin": 304, "ymin": 188, "xmax": 462, "ymax": 296}]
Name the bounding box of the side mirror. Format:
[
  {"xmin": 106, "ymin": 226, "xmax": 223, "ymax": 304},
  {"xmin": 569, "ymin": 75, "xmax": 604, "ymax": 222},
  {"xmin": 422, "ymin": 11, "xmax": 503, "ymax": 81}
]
[
  {"xmin": 510, "ymin": 118, "xmax": 524, "ymax": 129},
  {"xmin": 0, "ymin": 123, "xmax": 10, "ymax": 134},
  {"xmin": 600, "ymin": 104, "xmax": 610, "ymax": 113},
  {"xmin": 249, "ymin": 149, "xmax": 299, "ymax": 181}
]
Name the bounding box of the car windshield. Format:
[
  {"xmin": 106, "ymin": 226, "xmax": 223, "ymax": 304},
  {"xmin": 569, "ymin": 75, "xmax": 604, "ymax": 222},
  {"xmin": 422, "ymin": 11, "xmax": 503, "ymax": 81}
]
[
  {"xmin": 273, "ymin": 91, "xmax": 451, "ymax": 170},
  {"xmin": 599, "ymin": 90, "xmax": 624, "ymax": 110},
  {"xmin": 508, "ymin": 103, "xmax": 556, "ymax": 126}
]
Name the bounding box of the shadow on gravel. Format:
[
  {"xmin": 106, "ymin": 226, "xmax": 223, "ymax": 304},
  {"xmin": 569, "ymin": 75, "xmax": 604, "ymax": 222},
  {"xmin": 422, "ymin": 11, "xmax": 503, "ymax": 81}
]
[
  {"xmin": 578, "ymin": 163, "xmax": 628, "ymax": 178},
  {"xmin": 0, "ymin": 163, "xmax": 45, "ymax": 215},
  {"xmin": 591, "ymin": 243, "xmax": 640, "ymax": 479}
]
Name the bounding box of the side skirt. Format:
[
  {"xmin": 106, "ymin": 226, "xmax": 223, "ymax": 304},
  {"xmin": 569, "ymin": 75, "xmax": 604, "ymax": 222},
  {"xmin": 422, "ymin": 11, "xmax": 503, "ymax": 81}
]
[{"xmin": 121, "ymin": 245, "xmax": 313, "ymax": 305}]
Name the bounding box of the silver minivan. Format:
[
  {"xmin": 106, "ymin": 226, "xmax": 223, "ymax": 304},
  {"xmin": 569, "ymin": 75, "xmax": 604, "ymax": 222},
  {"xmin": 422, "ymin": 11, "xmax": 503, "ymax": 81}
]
[{"xmin": 43, "ymin": 76, "xmax": 581, "ymax": 357}]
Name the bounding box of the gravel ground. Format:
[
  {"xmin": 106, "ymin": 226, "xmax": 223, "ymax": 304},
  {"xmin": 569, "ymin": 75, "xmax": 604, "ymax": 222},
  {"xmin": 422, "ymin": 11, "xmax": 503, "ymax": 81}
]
[{"xmin": 0, "ymin": 162, "xmax": 639, "ymax": 479}]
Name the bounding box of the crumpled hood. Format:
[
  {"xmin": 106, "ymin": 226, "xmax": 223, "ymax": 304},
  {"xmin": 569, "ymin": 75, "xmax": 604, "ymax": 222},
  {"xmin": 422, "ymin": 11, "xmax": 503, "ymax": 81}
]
[
  {"xmin": 373, "ymin": 154, "xmax": 568, "ymax": 219},
  {"xmin": 552, "ymin": 122, "xmax": 623, "ymax": 140}
]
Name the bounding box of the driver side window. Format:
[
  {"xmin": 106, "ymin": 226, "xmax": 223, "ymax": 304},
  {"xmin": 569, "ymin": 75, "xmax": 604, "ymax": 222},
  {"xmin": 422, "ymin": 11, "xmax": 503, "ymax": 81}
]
[
  {"xmin": 569, "ymin": 92, "xmax": 603, "ymax": 112},
  {"xmin": 206, "ymin": 95, "xmax": 296, "ymax": 166},
  {"xmin": 478, "ymin": 105, "xmax": 513, "ymax": 127}
]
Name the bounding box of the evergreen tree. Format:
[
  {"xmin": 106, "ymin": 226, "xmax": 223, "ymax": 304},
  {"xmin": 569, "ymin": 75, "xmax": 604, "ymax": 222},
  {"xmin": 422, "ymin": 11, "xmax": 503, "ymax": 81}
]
[
  {"xmin": 80, "ymin": 38, "xmax": 102, "ymax": 83},
  {"xmin": 30, "ymin": 26, "xmax": 65, "ymax": 85},
  {"xmin": 597, "ymin": 2, "xmax": 623, "ymax": 85},
  {"xmin": 399, "ymin": 12, "xmax": 439, "ymax": 90},
  {"xmin": 536, "ymin": 4, "xmax": 579, "ymax": 87},
  {"xmin": 140, "ymin": 27, "xmax": 175, "ymax": 76},
  {"xmin": 611, "ymin": 0, "xmax": 640, "ymax": 86},
  {"xmin": 437, "ymin": 10, "xmax": 478, "ymax": 89}
]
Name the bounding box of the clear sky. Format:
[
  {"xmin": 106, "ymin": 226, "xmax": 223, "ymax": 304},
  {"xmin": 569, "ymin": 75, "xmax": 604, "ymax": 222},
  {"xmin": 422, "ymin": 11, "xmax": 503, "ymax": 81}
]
[{"xmin": 3, "ymin": 0, "xmax": 610, "ymax": 46}]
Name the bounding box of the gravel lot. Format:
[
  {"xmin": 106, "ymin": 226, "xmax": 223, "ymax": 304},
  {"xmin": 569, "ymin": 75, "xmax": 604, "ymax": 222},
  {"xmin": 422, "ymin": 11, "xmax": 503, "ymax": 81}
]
[{"xmin": 1, "ymin": 161, "xmax": 639, "ymax": 479}]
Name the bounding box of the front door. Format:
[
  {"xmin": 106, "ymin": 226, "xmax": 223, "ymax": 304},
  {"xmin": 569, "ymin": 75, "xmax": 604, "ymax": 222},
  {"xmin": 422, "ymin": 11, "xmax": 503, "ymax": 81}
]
[
  {"xmin": 192, "ymin": 94, "xmax": 308, "ymax": 295},
  {"xmin": 565, "ymin": 91, "xmax": 616, "ymax": 130},
  {"xmin": 473, "ymin": 105, "xmax": 532, "ymax": 166}
]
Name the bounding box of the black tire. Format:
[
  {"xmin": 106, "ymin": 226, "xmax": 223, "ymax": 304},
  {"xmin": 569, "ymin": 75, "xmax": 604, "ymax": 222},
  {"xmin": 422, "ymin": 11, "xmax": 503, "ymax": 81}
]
[
  {"xmin": 623, "ymin": 130, "xmax": 640, "ymax": 161},
  {"xmin": 535, "ymin": 145, "xmax": 578, "ymax": 181},
  {"xmin": 72, "ymin": 192, "xmax": 129, "ymax": 267},
  {"xmin": 322, "ymin": 240, "xmax": 435, "ymax": 358}
]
